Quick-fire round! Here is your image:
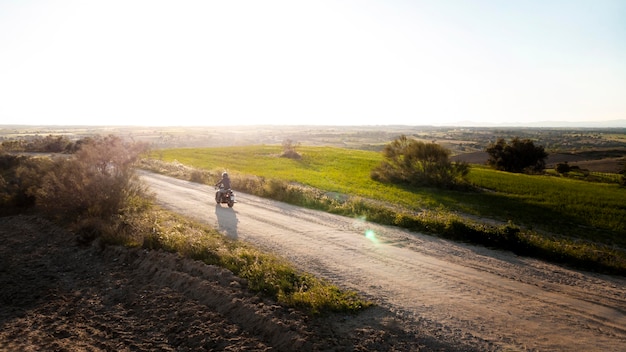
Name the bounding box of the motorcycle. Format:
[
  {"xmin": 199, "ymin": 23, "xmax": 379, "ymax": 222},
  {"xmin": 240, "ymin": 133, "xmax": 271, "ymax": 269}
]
[{"xmin": 215, "ymin": 186, "xmax": 235, "ymax": 208}]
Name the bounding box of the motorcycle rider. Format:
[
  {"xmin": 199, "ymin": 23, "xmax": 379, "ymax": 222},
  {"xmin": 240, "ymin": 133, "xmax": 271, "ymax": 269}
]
[{"xmin": 215, "ymin": 172, "xmax": 231, "ymax": 201}]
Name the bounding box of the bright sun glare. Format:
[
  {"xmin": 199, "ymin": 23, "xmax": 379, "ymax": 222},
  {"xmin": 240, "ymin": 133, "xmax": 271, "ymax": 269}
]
[{"xmin": 0, "ymin": 0, "xmax": 624, "ymax": 126}]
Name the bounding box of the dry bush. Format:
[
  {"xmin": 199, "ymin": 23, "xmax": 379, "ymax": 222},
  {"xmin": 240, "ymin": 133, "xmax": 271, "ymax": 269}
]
[
  {"xmin": 190, "ymin": 170, "xmax": 211, "ymax": 184},
  {"xmin": 0, "ymin": 154, "xmax": 52, "ymax": 213},
  {"xmin": 36, "ymin": 135, "xmax": 149, "ymax": 222}
]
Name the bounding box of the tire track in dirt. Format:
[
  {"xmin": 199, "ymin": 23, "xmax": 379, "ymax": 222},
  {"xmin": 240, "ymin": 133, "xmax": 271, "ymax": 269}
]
[{"xmin": 141, "ymin": 171, "xmax": 626, "ymax": 351}]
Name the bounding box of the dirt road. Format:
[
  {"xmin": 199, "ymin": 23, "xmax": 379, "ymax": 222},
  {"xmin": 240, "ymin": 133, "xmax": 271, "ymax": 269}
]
[{"xmin": 142, "ymin": 171, "xmax": 626, "ymax": 351}]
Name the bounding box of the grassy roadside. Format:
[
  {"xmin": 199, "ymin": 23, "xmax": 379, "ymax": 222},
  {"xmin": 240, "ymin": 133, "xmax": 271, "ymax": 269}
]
[
  {"xmin": 142, "ymin": 145, "xmax": 626, "ymax": 275},
  {"xmin": 102, "ymin": 204, "xmax": 371, "ymax": 315}
]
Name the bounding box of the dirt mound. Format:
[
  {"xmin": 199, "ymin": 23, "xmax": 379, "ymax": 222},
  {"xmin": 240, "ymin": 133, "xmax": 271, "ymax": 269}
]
[{"xmin": 0, "ymin": 215, "xmax": 460, "ymax": 351}]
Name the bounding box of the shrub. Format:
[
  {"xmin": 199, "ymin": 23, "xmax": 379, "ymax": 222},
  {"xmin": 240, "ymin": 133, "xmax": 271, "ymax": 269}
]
[
  {"xmin": 0, "ymin": 153, "xmax": 52, "ymax": 213},
  {"xmin": 556, "ymin": 162, "xmax": 571, "ymax": 174},
  {"xmin": 371, "ymin": 135, "xmax": 469, "ymax": 188},
  {"xmin": 36, "ymin": 135, "xmax": 149, "ymax": 221},
  {"xmin": 189, "ymin": 170, "xmax": 209, "ymax": 184},
  {"xmin": 486, "ymin": 137, "xmax": 548, "ymax": 173}
]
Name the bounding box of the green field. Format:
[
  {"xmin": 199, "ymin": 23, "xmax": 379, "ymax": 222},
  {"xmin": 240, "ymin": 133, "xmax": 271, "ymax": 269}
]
[
  {"xmin": 466, "ymin": 166, "xmax": 625, "ymax": 244},
  {"xmin": 148, "ymin": 145, "xmax": 625, "ymax": 275},
  {"xmin": 155, "ymin": 145, "xmax": 626, "ymax": 248}
]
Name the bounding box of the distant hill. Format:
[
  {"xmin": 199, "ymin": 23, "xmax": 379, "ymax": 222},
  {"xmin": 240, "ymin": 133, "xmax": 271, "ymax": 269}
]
[
  {"xmin": 442, "ymin": 119, "xmax": 626, "ymax": 128},
  {"xmin": 521, "ymin": 119, "xmax": 626, "ymax": 128}
]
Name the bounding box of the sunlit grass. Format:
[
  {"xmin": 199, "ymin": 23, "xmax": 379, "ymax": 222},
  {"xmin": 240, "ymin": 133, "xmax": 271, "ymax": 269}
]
[
  {"xmin": 466, "ymin": 165, "xmax": 626, "ymax": 245},
  {"xmin": 157, "ymin": 145, "xmax": 443, "ymax": 209},
  {"xmin": 155, "ymin": 146, "xmax": 626, "ymax": 244},
  {"xmin": 120, "ymin": 206, "xmax": 371, "ymax": 315},
  {"xmin": 147, "ymin": 145, "xmax": 626, "ymax": 274}
]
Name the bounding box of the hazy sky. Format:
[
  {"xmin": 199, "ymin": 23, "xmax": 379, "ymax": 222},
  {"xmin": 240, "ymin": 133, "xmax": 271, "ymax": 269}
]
[{"xmin": 1, "ymin": 0, "xmax": 625, "ymax": 126}]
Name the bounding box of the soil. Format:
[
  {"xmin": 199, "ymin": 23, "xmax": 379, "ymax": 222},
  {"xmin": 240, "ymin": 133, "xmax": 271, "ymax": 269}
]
[{"xmin": 0, "ymin": 215, "xmax": 463, "ymax": 352}]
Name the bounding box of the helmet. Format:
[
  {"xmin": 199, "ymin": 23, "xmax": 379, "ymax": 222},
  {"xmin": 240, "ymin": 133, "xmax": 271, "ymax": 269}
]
[{"xmin": 222, "ymin": 172, "xmax": 229, "ymax": 178}]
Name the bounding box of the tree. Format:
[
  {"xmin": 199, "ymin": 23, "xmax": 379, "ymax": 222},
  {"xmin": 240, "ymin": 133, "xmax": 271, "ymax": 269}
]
[
  {"xmin": 486, "ymin": 137, "xmax": 548, "ymax": 173},
  {"xmin": 555, "ymin": 162, "xmax": 571, "ymax": 174},
  {"xmin": 371, "ymin": 135, "xmax": 469, "ymax": 188}
]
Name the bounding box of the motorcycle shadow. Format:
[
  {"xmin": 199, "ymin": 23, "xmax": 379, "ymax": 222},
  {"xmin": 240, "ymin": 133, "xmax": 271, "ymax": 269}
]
[{"xmin": 215, "ymin": 204, "xmax": 238, "ymax": 239}]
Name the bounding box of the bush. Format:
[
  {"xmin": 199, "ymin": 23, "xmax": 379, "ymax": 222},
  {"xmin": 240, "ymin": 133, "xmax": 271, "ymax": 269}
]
[
  {"xmin": 371, "ymin": 135, "xmax": 469, "ymax": 188},
  {"xmin": 556, "ymin": 162, "xmax": 571, "ymax": 174},
  {"xmin": 36, "ymin": 135, "xmax": 149, "ymax": 221},
  {"xmin": 0, "ymin": 153, "xmax": 52, "ymax": 213},
  {"xmin": 486, "ymin": 137, "xmax": 548, "ymax": 173},
  {"xmin": 189, "ymin": 170, "xmax": 209, "ymax": 184}
]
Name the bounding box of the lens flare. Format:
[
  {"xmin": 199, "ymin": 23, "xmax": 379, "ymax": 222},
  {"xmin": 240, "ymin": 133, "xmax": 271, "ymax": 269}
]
[{"xmin": 365, "ymin": 229, "xmax": 379, "ymax": 243}]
